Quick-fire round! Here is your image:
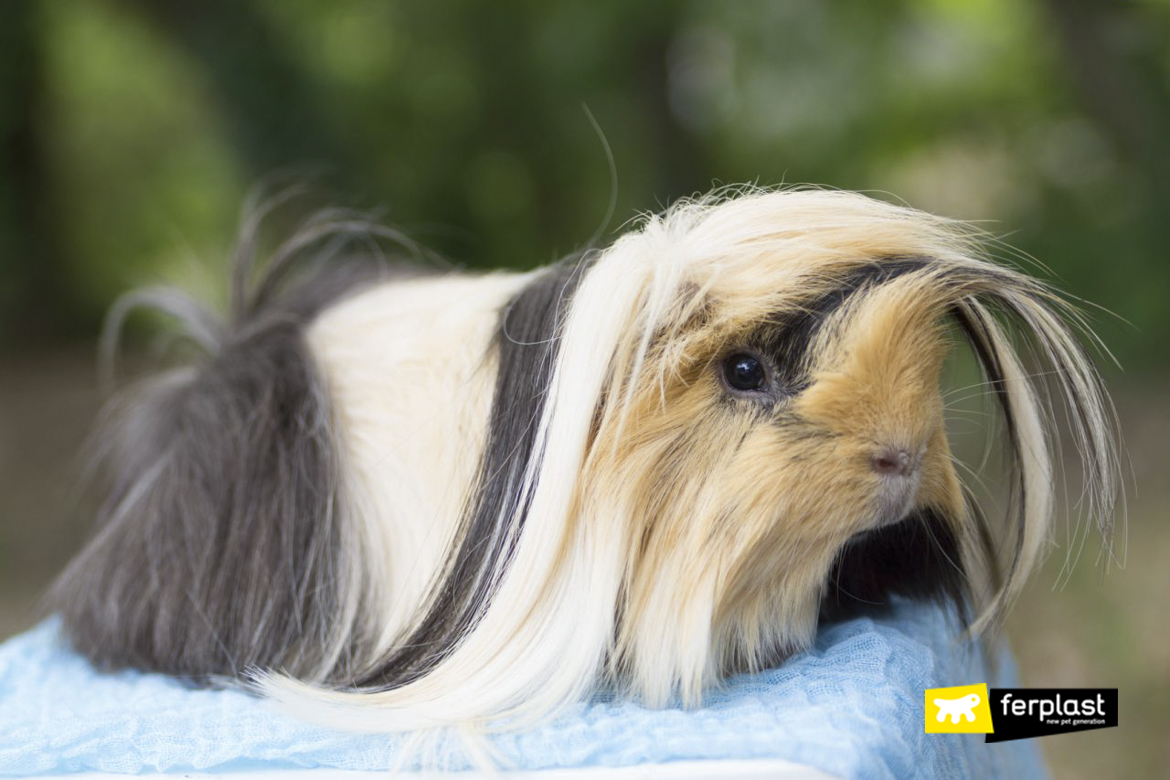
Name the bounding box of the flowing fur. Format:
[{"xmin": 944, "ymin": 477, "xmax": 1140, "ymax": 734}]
[{"xmin": 52, "ymin": 187, "xmax": 1119, "ymax": 743}]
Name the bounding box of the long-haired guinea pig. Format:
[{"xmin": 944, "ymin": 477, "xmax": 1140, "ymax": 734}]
[{"xmin": 49, "ymin": 187, "xmax": 1119, "ymax": 735}]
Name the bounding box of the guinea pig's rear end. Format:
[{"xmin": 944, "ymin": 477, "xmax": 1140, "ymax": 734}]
[{"xmin": 49, "ymin": 187, "xmax": 1119, "ymax": 737}]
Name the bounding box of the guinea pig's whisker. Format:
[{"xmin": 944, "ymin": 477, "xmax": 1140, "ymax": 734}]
[
  {"xmin": 942, "ymin": 406, "xmax": 993, "ymax": 420},
  {"xmin": 942, "ymin": 389, "xmax": 1004, "ymax": 407},
  {"xmin": 946, "ymin": 454, "xmax": 995, "ymax": 499}
]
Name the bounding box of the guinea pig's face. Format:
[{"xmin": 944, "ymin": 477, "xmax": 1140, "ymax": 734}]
[
  {"xmin": 609, "ymin": 265, "xmax": 968, "ymax": 700},
  {"xmin": 787, "ymin": 273, "xmax": 964, "ymax": 538}
]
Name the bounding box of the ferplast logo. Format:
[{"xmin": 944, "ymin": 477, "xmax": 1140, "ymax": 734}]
[
  {"xmin": 925, "ymin": 686, "xmax": 1118, "ymax": 742},
  {"xmin": 925, "ymin": 684, "xmax": 994, "ymax": 734}
]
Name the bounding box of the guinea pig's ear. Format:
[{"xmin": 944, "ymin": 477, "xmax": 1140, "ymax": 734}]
[{"xmin": 948, "ymin": 280, "xmax": 1122, "ymax": 635}]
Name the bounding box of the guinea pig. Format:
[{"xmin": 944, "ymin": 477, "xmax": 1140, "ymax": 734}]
[{"xmin": 49, "ymin": 186, "xmax": 1119, "ymax": 736}]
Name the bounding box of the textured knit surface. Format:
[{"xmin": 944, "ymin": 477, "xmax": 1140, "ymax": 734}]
[{"xmin": 0, "ymin": 603, "xmax": 1044, "ymax": 777}]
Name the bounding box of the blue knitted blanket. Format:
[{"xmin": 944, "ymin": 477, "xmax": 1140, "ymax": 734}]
[{"xmin": 0, "ymin": 603, "xmax": 1044, "ymax": 777}]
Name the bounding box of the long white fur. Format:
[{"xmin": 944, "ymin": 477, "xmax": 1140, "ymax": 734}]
[
  {"xmin": 306, "ymin": 272, "xmax": 534, "ymax": 656},
  {"xmin": 262, "ymin": 188, "xmax": 1118, "ymax": 743}
]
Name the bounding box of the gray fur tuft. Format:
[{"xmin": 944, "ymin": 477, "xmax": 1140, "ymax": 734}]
[{"xmin": 50, "ymin": 202, "xmax": 417, "ymax": 685}]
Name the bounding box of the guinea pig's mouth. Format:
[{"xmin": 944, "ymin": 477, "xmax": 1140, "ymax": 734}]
[{"xmin": 872, "ymin": 471, "xmax": 923, "ymax": 528}]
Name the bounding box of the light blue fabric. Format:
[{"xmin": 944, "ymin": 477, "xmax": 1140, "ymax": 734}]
[{"xmin": 0, "ymin": 604, "xmax": 1045, "ymax": 778}]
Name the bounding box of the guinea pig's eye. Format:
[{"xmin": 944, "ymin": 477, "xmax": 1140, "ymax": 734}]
[{"xmin": 722, "ymin": 352, "xmax": 768, "ymax": 393}]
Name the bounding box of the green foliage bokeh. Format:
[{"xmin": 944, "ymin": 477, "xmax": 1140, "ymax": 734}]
[{"xmin": 2, "ymin": 0, "xmax": 1166, "ymax": 367}]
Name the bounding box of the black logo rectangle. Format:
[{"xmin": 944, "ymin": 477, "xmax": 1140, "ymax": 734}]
[{"xmin": 985, "ymin": 688, "xmax": 1117, "ymax": 743}]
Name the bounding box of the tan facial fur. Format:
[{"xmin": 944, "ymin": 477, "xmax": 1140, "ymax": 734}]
[{"xmin": 604, "ymin": 267, "xmax": 971, "ymax": 705}]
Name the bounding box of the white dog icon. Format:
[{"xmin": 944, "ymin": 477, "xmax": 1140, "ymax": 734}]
[{"xmin": 933, "ymin": 693, "xmax": 981, "ymax": 724}]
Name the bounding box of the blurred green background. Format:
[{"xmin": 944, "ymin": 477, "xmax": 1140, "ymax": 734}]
[{"xmin": 0, "ymin": 1, "xmax": 1166, "ymax": 777}]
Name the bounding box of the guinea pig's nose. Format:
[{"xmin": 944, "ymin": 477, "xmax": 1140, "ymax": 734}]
[{"xmin": 870, "ymin": 446, "xmax": 915, "ymax": 477}]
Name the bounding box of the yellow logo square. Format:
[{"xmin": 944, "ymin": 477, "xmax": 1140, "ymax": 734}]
[{"xmin": 925, "ymin": 683, "xmax": 994, "ymax": 734}]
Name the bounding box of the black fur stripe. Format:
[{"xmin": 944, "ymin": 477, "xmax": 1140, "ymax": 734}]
[
  {"xmin": 354, "ymin": 259, "xmax": 586, "ymax": 688},
  {"xmin": 760, "ymin": 257, "xmax": 932, "ymax": 390}
]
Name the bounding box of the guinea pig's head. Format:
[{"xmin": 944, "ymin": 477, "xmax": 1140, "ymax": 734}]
[{"xmin": 526, "ymin": 189, "xmax": 1120, "ymax": 706}]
